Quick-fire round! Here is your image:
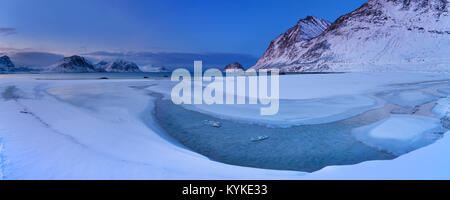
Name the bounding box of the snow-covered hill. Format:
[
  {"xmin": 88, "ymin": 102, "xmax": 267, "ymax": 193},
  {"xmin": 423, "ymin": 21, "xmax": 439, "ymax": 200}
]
[
  {"xmin": 0, "ymin": 56, "xmax": 15, "ymax": 73},
  {"xmin": 223, "ymin": 62, "xmax": 245, "ymax": 72},
  {"xmin": 252, "ymin": 16, "xmax": 331, "ymax": 71},
  {"xmin": 47, "ymin": 55, "xmax": 97, "ymax": 73},
  {"xmin": 95, "ymin": 60, "xmax": 142, "ymax": 73},
  {"xmin": 251, "ymin": 0, "xmax": 450, "ymax": 72}
]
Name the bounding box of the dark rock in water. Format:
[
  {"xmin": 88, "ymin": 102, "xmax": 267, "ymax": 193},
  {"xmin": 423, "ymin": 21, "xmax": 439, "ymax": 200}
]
[
  {"xmin": 143, "ymin": 76, "xmax": 149, "ymax": 79},
  {"xmin": 251, "ymin": 136, "xmax": 269, "ymax": 142},
  {"xmin": 203, "ymin": 120, "xmax": 221, "ymax": 128},
  {"xmin": 99, "ymin": 77, "xmax": 109, "ymax": 80},
  {"xmin": 390, "ymin": 107, "xmax": 419, "ymax": 114},
  {"xmin": 20, "ymin": 110, "xmax": 31, "ymax": 114},
  {"xmin": 223, "ymin": 62, "xmax": 244, "ymax": 72}
]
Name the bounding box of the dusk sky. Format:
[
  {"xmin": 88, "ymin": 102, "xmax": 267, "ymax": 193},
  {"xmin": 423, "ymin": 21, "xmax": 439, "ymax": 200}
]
[{"xmin": 0, "ymin": 0, "xmax": 367, "ymax": 68}]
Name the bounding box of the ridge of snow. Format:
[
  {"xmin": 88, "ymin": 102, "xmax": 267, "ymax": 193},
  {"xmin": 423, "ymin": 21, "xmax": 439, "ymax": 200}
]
[
  {"xmin": 252, "ymin": 16, "xmax": 331, "ymax": 70},
  {"xmin": 251, "ymin": 0, "xmax": 450, "ymax": 72}
]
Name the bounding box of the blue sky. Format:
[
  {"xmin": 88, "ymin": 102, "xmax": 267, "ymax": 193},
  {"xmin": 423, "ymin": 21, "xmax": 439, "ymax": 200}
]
[{"xmin": 0, "ymin": 0, "xmax": 367, "ymax": 68}]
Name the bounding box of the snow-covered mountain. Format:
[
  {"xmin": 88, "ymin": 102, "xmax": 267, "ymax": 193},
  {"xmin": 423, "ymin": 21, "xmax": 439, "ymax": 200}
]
[
  {"xmin": 223, "ymin": 62, "xmax": 245, "ymax": 72},
  {"xmin": 95, "ymin": 60, "xmax": 142, "ymax": 73},
  {"xmin": 0, "ymin": 55, "xmax": 15, "ymax": 73},
  {"xmin": 0, "ymin": 55, "xmax": 40, "ymax": 73},
  {"xmin": 251, "ymin": 0, "xmax": 450, "ymax": 72},
  {"xmin": 252, "ymin": 16, "xmax": 331, "ymax": 71},
  {"xmin": 47, "ymin": 55, "xmax": 97, "ymax": 73}
]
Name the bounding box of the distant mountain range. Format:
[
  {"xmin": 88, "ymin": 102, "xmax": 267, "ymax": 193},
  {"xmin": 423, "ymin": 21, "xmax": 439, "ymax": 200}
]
[
  {"xmin": 1, "ymin": 54, "xmax": 241, "ymax": 73},
  {"xmin": 1, "ymin": 55, "xmax": 166, "ymax": 73},
  {"xmin": 251, "ymin": 0, "xmax": 450, "ymax": 72},
  {"xmin": 1, "ymin": 51, "xmax": 256, "ymax": 73},
  {"xmin": 3, "ymin": 0, "xmax": 449, "ymax": 74},
  {"xmin": 46, "ymin": 55, "xmax": 150, "ymax": 73}
]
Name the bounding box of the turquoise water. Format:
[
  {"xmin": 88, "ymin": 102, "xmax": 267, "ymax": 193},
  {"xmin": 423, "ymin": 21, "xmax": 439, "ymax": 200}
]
[{"xmin": 153, "ymin": 94, "xmax": 395, "ymax": 172}]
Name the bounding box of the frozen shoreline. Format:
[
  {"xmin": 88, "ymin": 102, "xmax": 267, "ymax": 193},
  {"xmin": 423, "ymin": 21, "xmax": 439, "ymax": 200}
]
[{"xmin": 0, "ymin": 72, "xmax": 449, "ymax": 179}]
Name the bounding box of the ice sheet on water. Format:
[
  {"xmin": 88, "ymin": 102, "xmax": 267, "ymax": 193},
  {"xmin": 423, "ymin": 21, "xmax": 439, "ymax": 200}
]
[
  {"xmin": 433, "ymin": 97, "xmax": 450, "ymax": 118},
  {"xmin": 353, "ymin": 115, "xmax": 443, "ymax": 156},
  {"xmin": 185, "ymin": 95, "xmax": 379, "ymax": 127},
  {"xmin": 380, "ymin": 90, "xmax": 438, "ymax": 108},
  {"xmin": 437, "ymin": 87, "xmax": 450, "ymax": 95}
]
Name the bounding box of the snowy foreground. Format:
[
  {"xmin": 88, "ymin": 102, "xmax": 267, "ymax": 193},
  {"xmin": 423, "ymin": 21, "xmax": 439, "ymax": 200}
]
[{"xmin": 0, "ymin": 72, "xmax": 449, "ymax": 180}]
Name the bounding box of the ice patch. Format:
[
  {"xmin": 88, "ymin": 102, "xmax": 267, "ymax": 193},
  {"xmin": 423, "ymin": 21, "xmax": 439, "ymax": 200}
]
[
  {"xmin": 185, "ymin": 95, "xmax": 379, "ymax": 127},
  {"xmin": 203, "ymin": 120, "xmax": 221, "ymax": 128},
  {"xmin": 353, "ymin": 115, "xmax": 443, "ymax": 156},
  {"xmin": 433, "ymin": 97, "xmax": 450, "ymax": 118},
  {"xmin": 381, "ymin": 90, "xmax": 438, "ymax": 108},
  {"xmin": 433, "ymin": 97, "xmax": 450, "ymax": 129},
  {"xmin": 437, "ymin": 87, "xmax": 450, "ymax": 95}
]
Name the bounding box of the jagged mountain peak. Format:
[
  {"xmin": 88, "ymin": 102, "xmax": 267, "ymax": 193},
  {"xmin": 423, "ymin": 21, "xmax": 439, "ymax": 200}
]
[
  {"xmin": 61, "ymin": 55, "xmax": 89, "ymax": 63},
  {"xmin": 279, "ymin": 16, "xmax": 331, "ymax": 45},
  {"xmin": 223, "ymin": 62, "xmax": 244, "ymax": 72},
  {"xmin": 95, "ymin": 59, "xmax": 142, "ymax": 73},
  {"xmin": 296, "ymin": 16, "xmax": 332, "ymax": 40},
  {"xmin": 48, "ymin": 55, "xmax": 96, "ymax": 73},
  {"xmin": 0, "ymin": 55, "xmax": 14, "ymax": 66},
  {"xmin": 253, "ymin": 16, "xmax": 331, "ymax": 70},
  {"xmin": 59, "ymin": 55, "xmax": 93, "ymax": 67},
  {"xmin": 0, "ymin": 55, "xmax": 15, "ymax": 72},
  {"xmin": 372, "ymin": 0, "xmax": 448, "ymax": 11},
  {"xmin": 252, "ymin": 0, "xmax": 450, "ymax": 72}
]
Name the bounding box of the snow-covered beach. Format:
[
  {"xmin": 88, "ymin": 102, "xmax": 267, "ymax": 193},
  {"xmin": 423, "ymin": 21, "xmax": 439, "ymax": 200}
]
[{"xmin": 0, "ymin": 72, "xmax": 449, "ymax": 180}]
